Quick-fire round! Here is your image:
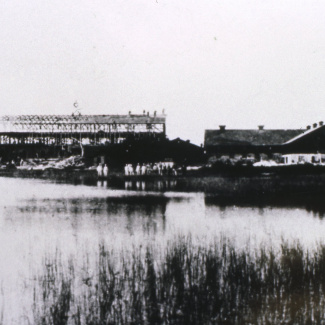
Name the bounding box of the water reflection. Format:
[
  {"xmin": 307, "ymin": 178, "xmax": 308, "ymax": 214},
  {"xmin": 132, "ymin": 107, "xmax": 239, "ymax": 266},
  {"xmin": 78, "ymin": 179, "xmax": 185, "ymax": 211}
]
[
  {"xmin": 12, "ymin": 195, "xmax": 170, "ymax": 239},
  {"xmin": 205, "ymin": 192, "xmax": 325, "ymax": 218},
  {"xmin": 123, "ymin": 179, "xmax": 178, "ymax": 191},
  {"xmin": 2, "ymin": 176, "xmax": 325, "ymax": 323},
  {"xmin": 94, "ymin": 178, "xmax": 178, "ymax": 191}
]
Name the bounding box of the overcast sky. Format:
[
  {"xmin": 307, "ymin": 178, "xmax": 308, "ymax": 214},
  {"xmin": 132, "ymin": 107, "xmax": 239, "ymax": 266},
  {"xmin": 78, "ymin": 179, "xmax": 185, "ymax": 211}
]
[{"xmin": 1, "ymin": 0, "xmax": 325, "ymax": 144}]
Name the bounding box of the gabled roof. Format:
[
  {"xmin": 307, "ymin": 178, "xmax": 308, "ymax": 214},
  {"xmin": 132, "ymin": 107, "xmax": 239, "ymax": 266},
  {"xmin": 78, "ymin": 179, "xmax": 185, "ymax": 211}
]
[
  {"xmin": 205, "ymin": 129, "xmax": 305, "ymax": 147},
  {"xmin": 284, "ymin": 124, "xmax": 325, "ymax": 144}
]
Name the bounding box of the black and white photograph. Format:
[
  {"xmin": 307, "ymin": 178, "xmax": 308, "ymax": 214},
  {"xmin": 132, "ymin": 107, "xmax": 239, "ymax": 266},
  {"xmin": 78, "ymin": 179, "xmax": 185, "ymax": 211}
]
[{"xmin": 1, "ymin": 0, "xmax": 325, "ymax": 324}]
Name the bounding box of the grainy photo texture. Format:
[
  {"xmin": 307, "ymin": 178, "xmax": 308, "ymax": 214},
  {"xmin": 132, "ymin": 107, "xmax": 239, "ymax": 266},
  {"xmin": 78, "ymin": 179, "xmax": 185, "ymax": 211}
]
[{"xmin": 0, "ymin": 1, "xmax": 325, "ymax": 324}]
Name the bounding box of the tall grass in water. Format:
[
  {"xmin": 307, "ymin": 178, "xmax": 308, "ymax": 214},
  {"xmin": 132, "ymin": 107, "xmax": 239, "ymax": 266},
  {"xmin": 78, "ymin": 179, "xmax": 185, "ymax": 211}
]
[
  {"xmin": 33, "ymin": 254, "xmax": 73, "ymax": 325},
  {"xmin": 32, "ymin": 239, "xmax": 325, "ymax": 324}
]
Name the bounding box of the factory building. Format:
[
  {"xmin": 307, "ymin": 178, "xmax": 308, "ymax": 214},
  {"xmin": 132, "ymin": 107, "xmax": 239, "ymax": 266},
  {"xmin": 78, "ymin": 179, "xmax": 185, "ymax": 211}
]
[
  {"xmin": 0, "ymin": 111, "xmax": 166, "ymax": 146},
  {"xmin": 0, "ymin": 111, "xmax": 205, "ymax": 166},
  {"xmin": 204, "ymin": 122, "xmax": 325, "ymax": 161}
]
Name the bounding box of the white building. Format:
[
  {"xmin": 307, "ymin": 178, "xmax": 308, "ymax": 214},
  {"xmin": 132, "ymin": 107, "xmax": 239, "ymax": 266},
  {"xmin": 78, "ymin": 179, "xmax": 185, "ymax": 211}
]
[{"xmin": 282, "ymin": 153, "xmax": 325, "ymax": 165}]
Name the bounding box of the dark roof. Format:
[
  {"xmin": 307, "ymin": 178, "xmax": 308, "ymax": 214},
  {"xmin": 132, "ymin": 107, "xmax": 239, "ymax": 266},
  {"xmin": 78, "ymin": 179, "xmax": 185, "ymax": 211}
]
[
  {"xmin": 284, "ymin": 124, "xmax": 325, "ymax": 144},
  {"xmin": 205, "ymin": 129, "xmax": 305, "ymax": 147},
  {"xmin": 0, "ymin": 114, "xmax": 166, "ymax": 125}
]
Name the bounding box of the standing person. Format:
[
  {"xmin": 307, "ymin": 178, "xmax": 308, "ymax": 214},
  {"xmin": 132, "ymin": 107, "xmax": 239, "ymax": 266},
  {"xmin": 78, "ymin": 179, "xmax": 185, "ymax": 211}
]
[
  {"xmin": 124, "ymin": 164, "xmax": 129, "ymax": 176},
  {"xmin": 146, "ymin": 163, "xmax": 151, "ymax": 175},
  {"xmin": 136, "ymin": 163, "xmax": 141, "ymax": 175},
  {"xmin": 96, "ymin": 164, "xmax": 103, "ymax": 179},
  {"xmin": 129, "ymin": 164, "xmax": 134, "ymax": 175},
  {"xmin": 141, "ymin": 164, "xmax": 147, "ymax": 176},
  {"xmin": 158, "ymin": 163, "xmax": 162, "ymax": 175},
  {"xmin": 103, "ymin": 164, "xmax": 109, "ymax": 177}
]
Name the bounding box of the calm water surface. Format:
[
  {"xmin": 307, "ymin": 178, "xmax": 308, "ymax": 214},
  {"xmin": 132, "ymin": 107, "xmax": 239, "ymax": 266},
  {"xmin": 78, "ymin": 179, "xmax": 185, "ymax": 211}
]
[{"xmin": 1, "ymin": 176, "xmax": 325, "ymax": 323}]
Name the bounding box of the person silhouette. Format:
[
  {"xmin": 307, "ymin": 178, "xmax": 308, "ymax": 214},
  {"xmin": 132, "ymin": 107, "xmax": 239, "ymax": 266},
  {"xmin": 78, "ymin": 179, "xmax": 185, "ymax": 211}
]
[
  {"xmin": 103, "ymin": 164, "xmax": 109, "ymax": 177},
  {"xmin": 96, "ymin": 164, "xmax": 103, "ymax": 178}
]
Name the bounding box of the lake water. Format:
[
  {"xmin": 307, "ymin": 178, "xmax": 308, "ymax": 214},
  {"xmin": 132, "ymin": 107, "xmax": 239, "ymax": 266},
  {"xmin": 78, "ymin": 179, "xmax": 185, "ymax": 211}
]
[{"xmin": 1, "ymin": 176, "xmax": 325, "ymax": 323}]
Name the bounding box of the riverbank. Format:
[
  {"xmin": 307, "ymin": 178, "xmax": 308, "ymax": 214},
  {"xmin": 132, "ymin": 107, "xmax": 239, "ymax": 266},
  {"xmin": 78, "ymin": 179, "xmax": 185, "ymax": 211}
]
[{"xmin": 2, "ymin": 164, "xmax": 325, "ymax": 196}]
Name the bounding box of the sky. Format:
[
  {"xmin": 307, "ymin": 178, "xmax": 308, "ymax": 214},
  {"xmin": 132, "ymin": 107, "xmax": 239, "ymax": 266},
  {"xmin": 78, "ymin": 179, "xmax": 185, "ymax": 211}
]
[{"xmin": 1, "ymin": 0, "xmax": 325, "ymax": 145}]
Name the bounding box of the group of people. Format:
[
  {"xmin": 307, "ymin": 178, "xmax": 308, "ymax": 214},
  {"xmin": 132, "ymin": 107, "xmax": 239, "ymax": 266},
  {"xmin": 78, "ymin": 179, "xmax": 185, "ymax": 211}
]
[
  {"xmin": 97, "ymin": 162, "xmax": 184, "ymax": 178},
  {"xmin": 96, "ymin": 164, "xmax": 109, "ymax": 178},
  {"xmin": 124, "ymin": 162, "xmax": 178, "ymax": 176}
]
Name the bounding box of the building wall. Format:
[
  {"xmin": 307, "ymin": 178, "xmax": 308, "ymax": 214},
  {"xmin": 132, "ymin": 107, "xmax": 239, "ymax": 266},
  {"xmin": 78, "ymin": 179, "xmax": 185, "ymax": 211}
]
[
  {"xmin": 204, "ymin": 124, "xmax": 325, "ymax": 159},
  {"xmin": 282, "ymin": 153, "xmax": 325, "ymax": 165}
]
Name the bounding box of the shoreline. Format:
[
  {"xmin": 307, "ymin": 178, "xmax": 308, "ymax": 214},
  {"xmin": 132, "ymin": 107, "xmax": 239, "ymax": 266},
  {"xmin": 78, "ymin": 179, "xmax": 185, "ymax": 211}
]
[{"xmin": 1, "ymin": 165, "xmax": 325, "ymax": 196}]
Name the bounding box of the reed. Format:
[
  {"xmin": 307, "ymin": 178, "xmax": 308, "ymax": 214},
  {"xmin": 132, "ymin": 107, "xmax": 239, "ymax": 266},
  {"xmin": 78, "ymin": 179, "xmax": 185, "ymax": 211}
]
[
  {"xmin": 33, "ymin": 254, "xmax": 73, "ymax": 325},
  {"xmin": 31, "ymin": 238, "xmax": 325, "ymax": 324}
]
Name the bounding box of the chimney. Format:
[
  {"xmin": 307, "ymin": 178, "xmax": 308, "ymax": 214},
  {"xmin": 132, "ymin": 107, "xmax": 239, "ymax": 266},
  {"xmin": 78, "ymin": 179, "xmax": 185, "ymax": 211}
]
[
  {"xmin": 307, "ymin": 125, "xmax": 311, "ymax": 130},
  {"xmin": 154, "ymin": 111, "xmax": 157, "ymax": 117},
  {"xmin": 219, "ymin": 125, "xmax": 226, "ymax": 131},
  {"xmin": 320, "ymin": 121, "xmax": 324, "ymax": 126},
  {"xmin": 258, "ymin": 125, "xmax": 264, "ymax": 130},
  {"xmin": 129, "ymin": 111, "xmax": 131, "ymax": 115},
  {"xmin": 313, "ymin": 123, "xmax": 318, "ymax": 128},
  {"xmin": 143, "ymin": 110, "xmax": 146, "ymax": 115},
  {"xmin": 147, "ymin": 111, "xmax": 149, "ymax": 116}
]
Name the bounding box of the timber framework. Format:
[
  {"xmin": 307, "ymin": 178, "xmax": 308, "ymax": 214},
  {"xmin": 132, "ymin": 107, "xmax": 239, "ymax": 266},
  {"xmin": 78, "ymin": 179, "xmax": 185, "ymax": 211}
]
[{"xmin": 0, "ymin": 111, "xmax": 166, "ymax": 146}]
